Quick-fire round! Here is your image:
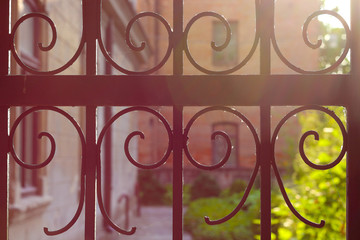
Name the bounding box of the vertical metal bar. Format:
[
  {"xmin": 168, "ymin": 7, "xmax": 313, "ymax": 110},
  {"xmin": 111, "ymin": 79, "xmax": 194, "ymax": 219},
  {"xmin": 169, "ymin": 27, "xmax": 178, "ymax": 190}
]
[
  {"xmin": 103, "ymin": 106, "xmax": 112, "ymax": 228},
  {"xmin": 173, "ymin": 106, "xmax": 183, "ymax": 240},
  {"xmin": 347, "ymin": 1, "xmax": 360, "ymax": 239},
  {"xmin": 0, "ymin": 108, "xmax": 9, "ymax": 240},
  {"xmin": 259, "ymin": 105, "xmax": 271, "ymax": 240},
  {"xmin": 85, "ymin": 106, "xmax": 97, "ymax": 240},
  {"xmin": 21, "ymin": 107, "xmax": 26, "ymax": 187},
  {"xmin": 0, "ymin": 0, "xmax": 10, "ymax": 77},
  {"xmin": 84, "ymin": 0, "xmax": 98, "ymax": 239},
  {"xmin": 103, "ymin": 23, "xmax": 113, "ymax": 228},
  {"xmin": 259, "ymin": 0, "xmax": 273, "ymax": 239},
  {"xmin": 32, "ymin": 113, "xmax": 39, "ymax": 188},
  {"xmin": 0, "ymin": 0, "xmax": 9, "ymax": 239},
  {"xmin": 173, "ymin": 1, "xmax": 184, "ymax": 240}
]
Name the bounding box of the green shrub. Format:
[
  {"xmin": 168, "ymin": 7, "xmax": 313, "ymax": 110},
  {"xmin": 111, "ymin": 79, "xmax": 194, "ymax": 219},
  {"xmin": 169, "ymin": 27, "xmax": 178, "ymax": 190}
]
[
  {"xmin": 229, "ymin": 179, "xmax": 248, "ymax": 195},
  {"xmin": 184, "ymin": 190, "xmax": 261, "ymax": 240},
  {"xmin": 274, "ymin": 107, "xmax": 347, "ymax": 240},
  {"xmin": 137, "ymin": 170, "xmax": 166, "ymax": 205},
  {"xmin": 163, "ymin": 183, "xmax": 191, "ymax": 206},
  {"xmin": 221, "ymin": 179, "xmax": 248, "ymax": 197},
  {"xmin": 190, "ymin": 173, "xmax": 221, "ymax": 200}
]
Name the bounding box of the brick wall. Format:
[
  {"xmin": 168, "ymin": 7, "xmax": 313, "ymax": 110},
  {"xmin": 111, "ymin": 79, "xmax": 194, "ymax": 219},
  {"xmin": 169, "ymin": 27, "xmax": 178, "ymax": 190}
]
[{"xmin": 136, "ymin": 0, "xmax": 321, "ymax": 187}]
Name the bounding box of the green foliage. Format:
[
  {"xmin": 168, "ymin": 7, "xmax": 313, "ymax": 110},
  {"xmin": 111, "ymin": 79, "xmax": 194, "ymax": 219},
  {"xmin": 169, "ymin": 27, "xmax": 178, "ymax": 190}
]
[
  {"xmin": 220, "ymin": 179, "xmax": 247, "ymax": 198},
  {"xmin": 184, "ymin": 107, "xmax": 346, "ymax": 240},
  {"xmin": 272, "ymin": 5, "xmax": 350, "ymax": 237},
  {"xmin": 137, "ymin": 170, "xmax": 166, "ymax": 205},
  {"xmin": 319, "ymin": 25, "xmax": 349, "ymax": 74},
  {"xmin": 163, "ymin": 183, "xmax": 191, "ymax": 206},
  {"xmin": 184, "ymin": 190, "xmax": 261, "ymax": 240},
  {"xmin": 275, "ymin": 107, "xmax": 347, "ymax": 240},
  {"xmin": 185, "ymin": 178, "xmax": 287, "ymax": 239},
  {"xmin": 190, "ymin": 173, "xmax": 221, "ymax": 200},
  {"xmin": 229, "ymin": 179, "xmax": 248, "ymax": 196},
  {"xmin": 318, "ymin": 2, "xmax": 350, "ymax": 74}
]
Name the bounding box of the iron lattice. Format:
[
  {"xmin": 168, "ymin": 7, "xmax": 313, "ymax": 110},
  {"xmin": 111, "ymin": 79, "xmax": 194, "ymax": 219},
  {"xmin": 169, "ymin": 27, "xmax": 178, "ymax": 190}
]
[{"xmin": 1, "ymin": 0, "xmax": 360, "ymax": 240}]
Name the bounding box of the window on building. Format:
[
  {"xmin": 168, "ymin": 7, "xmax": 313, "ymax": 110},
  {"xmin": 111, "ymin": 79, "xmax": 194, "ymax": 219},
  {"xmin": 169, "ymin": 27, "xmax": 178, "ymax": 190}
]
[
  {"xmin": 99, "ymin": 20, "xmax": 113, "ymax": 229},
  {"xmin": 212, "ymin": 122, "xmax": 239, "ymax": 168},
  {"xmin": 18, "ymin": 0, "xmax": 44, "ymax": 71},
  {"xmin": 19, "ymin": 107, "xmax": 40, "ymax": 197},
  {"xmin": 17, "ymin": 0, "xmax": 44, "ymax": 196},
  {"xmin": 212, "ymin": 21, "xmax": 238, "ymax": 66}
]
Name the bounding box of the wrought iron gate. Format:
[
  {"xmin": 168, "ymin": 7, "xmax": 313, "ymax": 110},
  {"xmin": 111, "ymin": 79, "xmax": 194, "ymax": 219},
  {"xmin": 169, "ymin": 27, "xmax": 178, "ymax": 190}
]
[{"xmin": 1, "ymin": 0, "xmax": 360, "ymax": 239}]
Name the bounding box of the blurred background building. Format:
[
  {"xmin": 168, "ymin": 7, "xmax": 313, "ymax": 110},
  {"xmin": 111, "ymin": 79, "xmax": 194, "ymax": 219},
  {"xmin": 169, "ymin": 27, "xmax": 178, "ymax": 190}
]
[
  {"xmin": 136, "ymin": 0, "xmax": 321, "ymax": 188},
  {"xmin": 9, "ymin": 0, "xmax": 150, "ymax": 239},
  {"xmin": 8, "ymin": 0, "xmax": 324, "ymax": 239}
]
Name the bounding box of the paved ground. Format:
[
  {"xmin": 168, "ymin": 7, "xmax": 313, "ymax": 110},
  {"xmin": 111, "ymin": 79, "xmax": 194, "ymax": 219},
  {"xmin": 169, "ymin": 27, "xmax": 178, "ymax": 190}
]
[{"xmin": 101, "ymin": 206, "xmax": 192, "ymax": 240}]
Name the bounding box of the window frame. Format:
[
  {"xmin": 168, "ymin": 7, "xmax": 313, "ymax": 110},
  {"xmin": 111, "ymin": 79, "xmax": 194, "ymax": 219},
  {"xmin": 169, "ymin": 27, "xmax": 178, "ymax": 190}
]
[
  {"xmin": 212, "ymin": 20, "xmax": 239, "ymax": 67},
  {"xmin": 15, "ymin": 0, "xmax": 46, "ymax": 198},
  {"xmin": 212, "ymin": 121, "xmax": 239, "ymax": 168}
]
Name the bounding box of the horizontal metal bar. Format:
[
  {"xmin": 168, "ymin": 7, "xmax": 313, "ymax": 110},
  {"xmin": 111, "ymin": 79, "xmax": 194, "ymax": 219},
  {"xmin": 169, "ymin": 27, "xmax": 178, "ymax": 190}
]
[{"xmin": 0, "ymin": 75, "xmax": 349, "ymax": 106}]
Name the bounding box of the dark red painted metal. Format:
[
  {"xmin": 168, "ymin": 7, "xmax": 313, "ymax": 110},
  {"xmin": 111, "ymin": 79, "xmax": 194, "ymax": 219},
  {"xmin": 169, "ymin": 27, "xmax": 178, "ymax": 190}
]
[
  {"xmin": 259, "ymin": 0, "xmax": 273, "ymax": 238},
  {"xmin": 347, "ymin": 1, "xmax": 360, "ymax": 239},
  {"xmin": 0, "ymin": 107, "xmax": 9, "ymax": 240},
  {"xmin": 84, "ymin": 0, "xmax": 98, "ymax": 239},
  {"xmin": 0, "ymin": 0, "xmax": 9, "ymax": 239},
  {"xmin": 173, "ymin": 105, "xmax": 184, "ymax": 240},
  {"xmin": 0, "ymin": 75, "xmax": 350, "ymax": 106},
  {"xmin": 173, "ymin": 1, "xmax": 184, "ymax": 240},
  {"xmin": 103, "ymin": 106, "xmax": 112, "ymax": 230},
  {"xmin": 1, "ymin": 0, "xmax": 360, "ymax": 239},
  {"xmin": 85, "ymin": 106, "xmax": 97, "ymax": 240}
]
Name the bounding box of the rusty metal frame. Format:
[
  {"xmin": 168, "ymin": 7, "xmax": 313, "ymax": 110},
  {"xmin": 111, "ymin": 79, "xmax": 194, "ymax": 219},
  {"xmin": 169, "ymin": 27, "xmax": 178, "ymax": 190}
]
[{"xmin": 1, "ymin": 0, "xmax": 360, "ymax": 240}]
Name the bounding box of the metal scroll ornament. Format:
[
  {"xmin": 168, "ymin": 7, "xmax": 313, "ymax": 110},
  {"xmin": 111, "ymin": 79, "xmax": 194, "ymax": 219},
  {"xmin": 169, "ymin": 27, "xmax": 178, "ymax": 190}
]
[
  {"xmin": 96, "ymin": 107, "xmax": 173, "ymax": 235},
  {"xmin": 183, "ymin": 8, "xmax": 260, "ymax": 75},
  {"xmin": 97, "ymin": 106, "xmax": 173, "ymax": 170},
  {"xmin": 272, "ymin": 10, "xmax": 350, "ymax": 74},
  {"xmin": 9, "ymin": 107, "xmax": 86, "ymax": 236},
  {"xmin": 183, "ymin": 106, "xmax": 260, "ymax": 225},
  {"xmin": 271, "ymin": 105, "xmax": 347, "ymax": 228},
  {"xmin": 10, "ymin": 1, "xmax": 350, "ymax": 75},
  {"xmin": 10, "ymin": 13, "xmax": 85, "ymax": 75},
  {"xmin": 98, "ymin": 12, "xmax": 173, "ymax": 75}
]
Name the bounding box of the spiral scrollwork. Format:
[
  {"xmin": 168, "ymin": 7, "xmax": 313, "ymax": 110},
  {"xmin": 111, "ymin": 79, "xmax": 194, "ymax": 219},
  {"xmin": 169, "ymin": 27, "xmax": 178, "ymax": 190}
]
[
  {"xmin": 10, "ymin": 13, "xmax": 85, "ymax": 75},
  {"xmin": 272, "ymin": 10, "xmax": 350, "ymax": 74},
  {"xmin": 183, "ymin": 106, "xmax": 260, "ymax": 225},
  {"xmin": 271, "ymin": 105, "xmax": 347, "ymax": 228},
  {"xmin": 97, "ymin": 107, "xmax": 173, "ymax": 170},
  {"xmin": 204, "ymin": 155, "xmax": 259, "ymax": 225},
  {"xmin": 96, "ymin": 107, "xmax": 172, "ymax": 235},
  {"xmin": 9, "ymin": 106, "xmax": 86, "ymax": 235},
  {"xmin": 184, "ymin": 2, "xmax": 259, "ymax": 75},
  {"xmin": 98, "ymin": 12, "xmax": 173, "ymax": 75}
]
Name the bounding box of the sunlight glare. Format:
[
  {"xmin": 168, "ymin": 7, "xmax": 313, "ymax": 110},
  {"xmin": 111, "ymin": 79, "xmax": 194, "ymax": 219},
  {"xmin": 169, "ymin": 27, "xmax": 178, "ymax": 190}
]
[{"xmin": 320, "ymin": 0, "xmax": 350, "ymax": 27}]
